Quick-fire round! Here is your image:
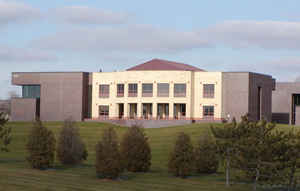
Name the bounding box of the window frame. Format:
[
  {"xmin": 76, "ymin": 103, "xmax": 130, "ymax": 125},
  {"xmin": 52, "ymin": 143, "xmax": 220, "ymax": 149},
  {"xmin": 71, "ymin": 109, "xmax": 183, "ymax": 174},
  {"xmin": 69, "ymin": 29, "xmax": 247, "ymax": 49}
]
[
  {"xmin": 99, "ymin": 105, "xmax": 109, "ymax": 117},
  {"xmin": 157, "ymin": 83, "xmax": 169, "ymax": 97},
  {"xmin": 117, "ymin": 84, "xmax": 124, "ymax": 97},
  {"xmin": 128, "ymin": 83, "xmax": 138, "ymax": 97},
  {"xmin": 203, "ymin": 106, "xmax": 214, "ymax": 118},
  {"xmin": 142, "ymin": 83, "xmax": 153, "ymax": 97},
  {"xmin": 203, "ymin": 84, "xmax": 215, "ymax": 98},
  {"xmin": 174, "ymin": 83, "xmax": 186, "ymax": 97},
  {"xmin": 99, "ymin": 84, "xmax": 110, "ymax": 98}
]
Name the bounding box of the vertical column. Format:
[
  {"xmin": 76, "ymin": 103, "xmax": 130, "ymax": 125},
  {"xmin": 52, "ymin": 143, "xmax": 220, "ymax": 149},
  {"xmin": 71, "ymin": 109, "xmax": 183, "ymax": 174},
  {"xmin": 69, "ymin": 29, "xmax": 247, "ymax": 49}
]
[
  {"xmin": 124, "ymin": 83, "xmax": 128, "ymax": 98},
  {"xmin": 170, "ymin": 82, "xmax": 174, "ymax": 98},
  {"xmin": 137, "ymin": 102, "xmax": 142, "ymax": 118},
  {"xmin": 186, "ymin": 103, "xmax": 191, "ymax": 119},
  {"xmin": 169, "ymin": 102, "xmax": 174, "ymax": 119},
  {"xmin": 138, "ymin": 82, "xmax": 142, "ymax": 98},
  {"xmin": 124, "ymin": 103, "xmax": 128, "ymax": 119},
  {"xmin": 153, "ymin": 82, "xmax": 157, "ymax": 97},
  {"xmin": 153, "ymin": 102, "xmax": 157, "ymax": 118}
]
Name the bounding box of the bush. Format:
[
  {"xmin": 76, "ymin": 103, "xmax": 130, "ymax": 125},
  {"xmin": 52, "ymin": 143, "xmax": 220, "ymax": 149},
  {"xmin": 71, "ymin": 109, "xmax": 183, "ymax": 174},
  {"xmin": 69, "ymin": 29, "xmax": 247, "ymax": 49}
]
[
  {"xmin": 0, "ymin": 112, "xmax": 11, "ymax": 152},
  {"xmin": 120, "ymin": 125, "xmax": 151, "ymax": 172},
  {"xmin": 194, "ymin": 134, "xmax": 219, "ymax": 174},
  {"xmin": 168, "ymin": 132, "xmax": 194, "ymax": 178},
  {"xmin": 56, "ymin": 119, "xmax": 88, "ymax": 165},
  {"xmin": 95, "ymin": 127, "xmax": 123, "ymax": 179},
  {"xmin": 26, "ymin": 120, "xmax": 56, "ymax": 169}
]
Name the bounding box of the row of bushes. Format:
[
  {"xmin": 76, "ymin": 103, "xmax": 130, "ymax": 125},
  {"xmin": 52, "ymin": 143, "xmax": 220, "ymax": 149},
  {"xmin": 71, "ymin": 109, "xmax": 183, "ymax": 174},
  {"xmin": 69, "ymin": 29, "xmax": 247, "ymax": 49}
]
[
  {"xmin": 26, "ymin": 119, "xmax": 219, "ymax": 179},
  {"xmin": 26, "ymin": 120, "xmax": 88, "ymax": 169},
  {"xmin": 26, "ymin": 119, "xmax": 152, "ymax": 179},
  {"xmin": 168, "ymin": 132, "xmax": 218, "ymax": 178}
]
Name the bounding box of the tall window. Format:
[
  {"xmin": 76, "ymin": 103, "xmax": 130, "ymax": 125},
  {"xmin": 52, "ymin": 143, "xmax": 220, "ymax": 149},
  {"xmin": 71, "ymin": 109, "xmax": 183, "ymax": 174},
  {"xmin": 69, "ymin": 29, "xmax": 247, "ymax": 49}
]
[
  {"xmin": 203, "ymin": 84, "xmax": 215, "ymax": 98},
  {"xmin": 22, "ymin": 85, "xmax": 40, "ymax": 98},
  {"xmin": 174, "ymin": 84, "xmax": 186, "ymax": 97},
  {"xmin": 99, "ymin": 105, "xmax": 109, "ymax": 117},
  {"xmin": 99, "ymin": 85, "xmax": 109, "ymax": 98},
  {"xmin": 203, "ymin": 106, "xmax": 214, "ymax": 117},
  {"xmin": 117, "ymin": 84, "xmax": 124, "ymax": 97},
  {"xmin": 142, "ymin": 83, "xmax": 153, "ymax": 97},
  {"xmin": 157, "ymin": 83, "xmax": 169, "ymax": 97},
  {"xmin": 128, "ymin": 83, "xmax": 138, "ymax": 97}
]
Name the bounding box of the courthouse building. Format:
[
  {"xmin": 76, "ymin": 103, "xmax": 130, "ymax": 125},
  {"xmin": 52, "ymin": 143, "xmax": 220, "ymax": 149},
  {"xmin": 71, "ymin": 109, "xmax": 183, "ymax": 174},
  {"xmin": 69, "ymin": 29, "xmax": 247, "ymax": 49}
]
[{"xmin": 11, "ymin": 59, "xmax": 276, "ymax": 126}]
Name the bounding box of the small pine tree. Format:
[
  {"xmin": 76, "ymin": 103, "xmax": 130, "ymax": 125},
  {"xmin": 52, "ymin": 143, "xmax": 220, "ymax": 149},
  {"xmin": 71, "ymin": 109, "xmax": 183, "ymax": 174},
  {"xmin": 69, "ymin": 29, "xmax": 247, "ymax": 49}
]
[
  {"xmin": 56, "ymin": 119, "xmax": 88, "ymax": 165},
  {"xmin": 120, "ymin": 125, "xmax": 151, "ymax": 172},
  {"xmin": 168, "ymin": 132, "xmax": 194, "ymax": 178},
  {"xmin": 194, "ymin": 134, "xmax": 219, "ymax": 174},
  {"xmin": 0, "ymin": 112, "xmax": 11, "ymax": 152},
  {"xmin": 26, "ymin": 120, "xmax": 56, "ymax": 169},
  {"xmin": 95, "ymin": 127, "xmax": 123, "ymax": 179}
]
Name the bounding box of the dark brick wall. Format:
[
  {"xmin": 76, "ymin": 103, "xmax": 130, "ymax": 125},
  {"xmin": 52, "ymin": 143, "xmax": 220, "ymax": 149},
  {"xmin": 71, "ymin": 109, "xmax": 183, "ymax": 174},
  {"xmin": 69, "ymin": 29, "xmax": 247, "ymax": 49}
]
[
  {"xmin": 248, "ymin": 73, "xmax": 273, "ymax": 122},
  {"xmin": 11, "ymin": 98, "xmax": 37, "ymax": 121}
]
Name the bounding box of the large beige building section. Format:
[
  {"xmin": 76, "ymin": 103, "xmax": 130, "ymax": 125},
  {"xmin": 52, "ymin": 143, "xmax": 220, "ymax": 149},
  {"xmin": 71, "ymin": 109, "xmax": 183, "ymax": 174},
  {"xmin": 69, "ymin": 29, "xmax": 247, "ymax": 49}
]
[{"xmin": 92, "ymin": 70, "xmax": 223, "ymax": 120}]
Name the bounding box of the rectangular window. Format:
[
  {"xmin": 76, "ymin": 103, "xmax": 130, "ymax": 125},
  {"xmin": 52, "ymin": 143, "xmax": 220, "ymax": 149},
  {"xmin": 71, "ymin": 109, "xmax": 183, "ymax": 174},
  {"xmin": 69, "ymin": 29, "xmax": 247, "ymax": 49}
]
[
  {"xmin": 128, "ymin": 83, "xmax": 138, "ymax": 97},
  {"xmin": 22, "ymin": 85, "xmax": 40, "ymax": 98},
  {"xmin": 157, "ymin": 83, "xmax": 169, "ymax": 97},
  {"xmin": 203, "ymin": 84, "xmax": 215, "ymax": 98},
  {"xmin": 142, "ymin": 83, "xmax": 153, "ymax": 97},
  {"xmin": 117, "ymin": 84, "xmax": 124, "ymax": 97},
  {"xmin": 174, "ymin": 84, "xmax": 186, "ymax": 97},
  {"xmin": 99, "ymin": 105, "xmax": 109, "ymax": 117},
  {"xmin": 203, "ymin": 106, "xmax": 214, "ymax": 117},
  {"xmin": 99, "ymin": 85, "xmax": 109, "ymax": 98}
]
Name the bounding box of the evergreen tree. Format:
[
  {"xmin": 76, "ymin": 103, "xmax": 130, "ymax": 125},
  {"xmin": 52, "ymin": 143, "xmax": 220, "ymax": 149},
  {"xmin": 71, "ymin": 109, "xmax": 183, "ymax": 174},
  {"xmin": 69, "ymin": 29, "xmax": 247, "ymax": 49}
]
[
  {"xmin": 194, "ymin": 133, "xmax": 219, "ymax": 174},
  {"xmin": 168, "ymin": 132, "xmax": 194, "ymax": 178},
  {"xmin": 56, "ymin": 119, "xmax": 88, "ymax": 165},
  {"xmin": 26, "ymin": 120, "xmax": 56, "ymax": 169},
  {"xmin": 0, "ymin": 112, "xmax": 11, "ymax": 152},
  {"xmin": 120, "ymin": 125, "xmax": 151, "ymax": 172},
  {"xmin": 211, "ymin": 117, "xmax": 242, "ymax": 186},
  {"xmin": 95, "ymin": 127, "xmax": 123, "ymax": 179}
]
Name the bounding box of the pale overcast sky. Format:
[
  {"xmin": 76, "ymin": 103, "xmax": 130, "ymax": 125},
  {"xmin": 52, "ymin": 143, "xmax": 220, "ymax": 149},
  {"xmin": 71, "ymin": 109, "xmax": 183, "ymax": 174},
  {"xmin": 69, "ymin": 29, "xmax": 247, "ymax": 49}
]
[{"xmin": 1, "ymin": 0, "xmax": 300, "ymax": 99}]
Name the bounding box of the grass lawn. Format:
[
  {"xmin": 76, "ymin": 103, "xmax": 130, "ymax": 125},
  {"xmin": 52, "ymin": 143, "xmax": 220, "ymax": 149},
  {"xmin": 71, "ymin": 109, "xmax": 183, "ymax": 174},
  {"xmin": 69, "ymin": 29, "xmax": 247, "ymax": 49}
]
[{"xmin": 0, "ymin": 122, "xmax": 298, "ymax": 191}]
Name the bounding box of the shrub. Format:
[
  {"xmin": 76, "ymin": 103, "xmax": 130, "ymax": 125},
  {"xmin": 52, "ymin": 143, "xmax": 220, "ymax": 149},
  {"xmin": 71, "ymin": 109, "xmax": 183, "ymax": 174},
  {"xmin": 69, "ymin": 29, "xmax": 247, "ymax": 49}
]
[
  {"xmin": 168, "ymin": 132, "xmax": 194, "ymax": 178},
  {"xmin": 26, "ymin": 120, "xmax": 56, "ymax": 169},
  {"xmin": 0, "ymin": 112, "xmax": 11, "ymax": 152},
  {"xmin": 120, "ymin": 125, "xmax": 151, "ymax": 172},
  {"xmin": 56, "ymin": 119, "xmax": 88, "ymax": 165},
  {"xmin": 194, "ymin": 134, "xmax": 219, "ymax": 174},
  {"xmin": 95, "ymin": 127, "xmax": 123, "ymax": 179}
]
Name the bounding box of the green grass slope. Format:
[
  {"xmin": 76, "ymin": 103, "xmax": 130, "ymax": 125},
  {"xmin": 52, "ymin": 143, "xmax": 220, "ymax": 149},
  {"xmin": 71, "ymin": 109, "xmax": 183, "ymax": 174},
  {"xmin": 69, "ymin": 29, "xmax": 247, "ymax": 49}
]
[{"xmin": 0, "ymin": 122, "xmax": 298, "ymax": 191}]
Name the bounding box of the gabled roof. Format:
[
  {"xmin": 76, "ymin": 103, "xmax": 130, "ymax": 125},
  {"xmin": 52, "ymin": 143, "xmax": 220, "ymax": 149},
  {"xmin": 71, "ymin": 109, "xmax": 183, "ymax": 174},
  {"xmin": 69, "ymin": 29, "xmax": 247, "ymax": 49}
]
[{"xmin": 126, "ymin": 59, "xmax": 205, "ymax": 72}]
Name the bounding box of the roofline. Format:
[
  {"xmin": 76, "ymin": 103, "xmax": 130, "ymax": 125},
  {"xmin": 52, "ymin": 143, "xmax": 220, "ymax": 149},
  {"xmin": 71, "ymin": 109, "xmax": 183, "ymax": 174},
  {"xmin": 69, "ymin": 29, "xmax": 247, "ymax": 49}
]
[
  {"xmin": 12, "ymin": 72, "xmax": 89, "ymax": 74},
  {"xmin": 223, "ymin": 71, "xmax": 273, "ymax": 78}
]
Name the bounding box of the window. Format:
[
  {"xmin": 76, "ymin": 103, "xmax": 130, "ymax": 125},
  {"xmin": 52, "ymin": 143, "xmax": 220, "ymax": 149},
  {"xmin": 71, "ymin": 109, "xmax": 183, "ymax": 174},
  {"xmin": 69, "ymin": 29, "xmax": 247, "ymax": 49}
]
[
  {"xmin": 157, "ymin": 83, "xmax": 169, "ymax": 97},
  {"xmin": 142, "ymin": 83, "xmax": 153, "ymax": 97},
  {"xmin": 128, "ymin": 83, "xmax": 138, "ymax": 97},
  {"xmin": 99, "ymin": 106, "xmax": 109, "ymax": 117},
  {"xmin": 174, "ymin": 84, "xmax": 186, "ymax": 97},
  {"xmin": 117, "ymin": 84, "xmax": 124, "ymax": 97},
  {"xmin": 203, "ymin": 106, "xmax": 214, "ymax": 117},
  {"xmin": 22, "ymin": 85, "xmax": 40, "ymax": 98},
  {"xmin": 99, "ymin": 85, "xmax": 109, "ymax": 98},
  {"xmin": 203, "ymin": 84, "xmax": 215, "ymax": 98}
]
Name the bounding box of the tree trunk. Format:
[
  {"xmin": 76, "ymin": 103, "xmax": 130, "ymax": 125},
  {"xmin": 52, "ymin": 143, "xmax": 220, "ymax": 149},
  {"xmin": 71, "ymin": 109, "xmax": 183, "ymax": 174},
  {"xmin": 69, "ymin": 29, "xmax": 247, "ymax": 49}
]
[
  {"xmin": 288, "ymin": 163, "xmax": 296, "ymax": 191},
  {"xmin": 226, "ymin": 156, "xmax": 230, "ymax": 186},
  {"xmin": 253, "ymin": 168, "xmax": 259, "ymax": 191}
]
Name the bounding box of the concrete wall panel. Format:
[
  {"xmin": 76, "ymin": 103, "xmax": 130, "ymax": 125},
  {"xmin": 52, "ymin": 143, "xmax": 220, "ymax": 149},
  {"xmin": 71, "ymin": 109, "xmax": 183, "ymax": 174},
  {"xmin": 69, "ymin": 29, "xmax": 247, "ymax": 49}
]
[
  {"xmin": 222, "ymin": 73, "xmax": 249, "ymax": 121},
  {"xmin": 11, "ymin": 98, "xmax": 36, "ymax": 121}
]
